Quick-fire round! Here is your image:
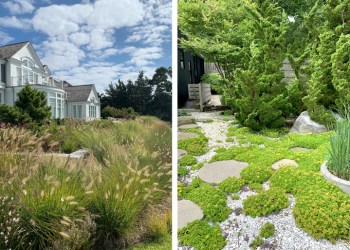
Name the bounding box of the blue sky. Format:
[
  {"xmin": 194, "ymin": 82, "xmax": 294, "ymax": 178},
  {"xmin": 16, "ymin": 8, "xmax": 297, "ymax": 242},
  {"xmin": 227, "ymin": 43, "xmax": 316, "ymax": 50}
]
[{"xmin": 0, "ymin": 0, "xmax": 172, "ymax": 93}]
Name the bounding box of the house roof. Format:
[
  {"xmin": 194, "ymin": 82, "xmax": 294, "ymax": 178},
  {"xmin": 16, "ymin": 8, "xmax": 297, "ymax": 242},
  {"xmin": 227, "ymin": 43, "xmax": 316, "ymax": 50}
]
[
  {"xmin": 65, "ymin": 84, "xmax": 95, "ymax": 102},
  {"xmin": 0, "ymin": 41, "xmax": 29, "ymax": 59}
]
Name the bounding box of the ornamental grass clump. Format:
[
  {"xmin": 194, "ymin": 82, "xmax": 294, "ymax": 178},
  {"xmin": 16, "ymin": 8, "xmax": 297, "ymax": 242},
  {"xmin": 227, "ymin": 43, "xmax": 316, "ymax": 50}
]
[
  {"xmin": 1, "ymin": 159, "xmax": 91, "ymax": 250},
  {"xmin": 327, "ymin": 112, "xmax": 350, "ymax": 180}
]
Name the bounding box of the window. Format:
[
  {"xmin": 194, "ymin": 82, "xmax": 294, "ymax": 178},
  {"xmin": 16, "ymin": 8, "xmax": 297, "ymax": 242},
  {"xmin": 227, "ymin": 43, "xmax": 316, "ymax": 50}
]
[
  {"xmin": 34, "ymin": 74, "xmax": 38, "ymax": 85},
  {"xmin": 72, "ymin": 105, "xmax": 82, "ymax": 119},
  {"xmin": 23, "ymin": 59, "xmax": 34, "ymax": 68},
  {"xmin": 16, "ymin": 67, "xmax": 22, "ymax": 85},
  {"xmin": 48, "ymin": 92, "xmax": 65, "ymax": 118},
  {"xmin": 1, "ymin": 64, "xmax": 5, "ymax": 83},
  {"xmin": 188, "ymin": 61, "xmax": 193, "ymax": 83},
  {"xmin": 23, "ymin": 69, "xmax": 28, "ymax": 84},
  {"xmin": 0, "ymin": 92, "xmax": 2, "ymax": 104},
  {"xmin": 49, "ymin": 97, "xmax": 56, "ymax": 118},
  {"xmin": 28, "ymin": 71, "xmax": 34, "ymax": 84},
  {"xmin": 179, "ymin": 50, "xmax": 185, "ymax": 69},
  {"xmin": 89, "ymin": 105, "xmax": 96, "ymax": 118}
]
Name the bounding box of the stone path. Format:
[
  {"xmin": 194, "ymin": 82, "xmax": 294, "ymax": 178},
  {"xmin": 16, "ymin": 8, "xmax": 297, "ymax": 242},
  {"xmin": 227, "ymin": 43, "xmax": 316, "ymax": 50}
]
[
  {"xmin": 178, "ymin": 124, "xmax": 198, "ymax": 130},
  {"xmin": 178, "ymin": 149, "xmax": 187, "ymax": 160},
  {"xmin": 178, "ymin": 132, "xmax": 199, "ymax": 141},
  {"xmin": 178, "ymin": 116, "xmax": 196, "ymax": 126},
  {"xmin": 198, "ymin": 160, "xmax": 248, "ymax": 184},
  {"xmin": 178, "ymin": 200, "xmax": 204, "ymax": 229},
  {"xmin": 272, "ymin": 159, "xmax": 298, "ymax": 170}
]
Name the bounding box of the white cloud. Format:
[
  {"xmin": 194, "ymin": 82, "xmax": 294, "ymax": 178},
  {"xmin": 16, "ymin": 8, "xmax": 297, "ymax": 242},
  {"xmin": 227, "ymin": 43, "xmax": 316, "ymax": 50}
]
[
  {"xmin": 87, "ymin": 28, "xmax": 114, "ymax": 51},
  {"xmin": 128, "ymin": 47, "xmax": 163, "ymax": 67},
  {"xmin": 24, "ymin": 0, "xmax": 170, "ymax": 92},
  {"xmin": 2, "ymin": 0, "xmax": 35, "ymax": 15},
  {"xmin": 0, "ymin": 31, "xmax": 14, "ymax": 44},
  {"xmin": 40, "ymin": 39, "xmax": 85, "ymax": 70},
  {"xmin": 87, "ymin": 0, "xmax": 144, "ymax": 29},
  {"xmin": 0, "ymin": 16, "xmax": 32, "ymax": 30},
  {"xmin": 32, "ymin": 4, "xmax": 93, "ymax": 37},
  {"xmin": 126, "ymin": 0, "xmax": 171, "ymax": 46},
  {"xmin": 69, "ymin": 32, "xmax": 90, "ymax": 46}
]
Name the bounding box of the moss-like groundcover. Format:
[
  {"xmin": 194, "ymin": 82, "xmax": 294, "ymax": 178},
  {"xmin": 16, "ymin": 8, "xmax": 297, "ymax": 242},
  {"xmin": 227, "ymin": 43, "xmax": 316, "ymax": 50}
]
[{"xmin": 179, "ymin": 122, "xmax": 350, "ymax": 248}]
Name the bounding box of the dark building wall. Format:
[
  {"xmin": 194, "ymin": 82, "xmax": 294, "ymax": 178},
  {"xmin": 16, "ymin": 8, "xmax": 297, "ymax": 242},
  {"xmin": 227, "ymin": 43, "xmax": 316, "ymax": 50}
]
[{"xmin": 178, "ymin": 48, "xmax": 205, "ymax": 106}]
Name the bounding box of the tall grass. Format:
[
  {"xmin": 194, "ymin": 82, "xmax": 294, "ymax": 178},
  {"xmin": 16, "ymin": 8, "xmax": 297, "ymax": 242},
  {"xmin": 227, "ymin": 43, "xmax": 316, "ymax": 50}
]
[
  {"xmin": 0, "ymin": 118, "xmax": 171, "ymax": 249},
  {"xmin": 328, "ymin": 111, "xmax": 350, "ymax": 180}
]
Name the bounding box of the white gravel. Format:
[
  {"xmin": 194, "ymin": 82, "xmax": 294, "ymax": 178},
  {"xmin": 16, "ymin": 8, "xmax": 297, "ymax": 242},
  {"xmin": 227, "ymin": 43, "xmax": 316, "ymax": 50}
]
[
  {"xmin": 179, "ymin": 112, "xmax": 350, "ymax": 250},
  {"xmin": 221, "ymin": 185, "xmax": 350, "ymax": 250}
]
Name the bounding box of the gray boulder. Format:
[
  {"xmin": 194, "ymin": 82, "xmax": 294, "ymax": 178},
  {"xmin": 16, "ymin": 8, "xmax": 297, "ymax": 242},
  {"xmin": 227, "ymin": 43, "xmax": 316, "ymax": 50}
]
[{"xmin": 290, "ymin": 111, "xmax": 328, "ymax": 134}]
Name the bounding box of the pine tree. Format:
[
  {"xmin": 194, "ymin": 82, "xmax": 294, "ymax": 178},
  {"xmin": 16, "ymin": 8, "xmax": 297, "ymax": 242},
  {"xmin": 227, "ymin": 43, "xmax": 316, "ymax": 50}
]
[
  {"xmin": 232, "ymin": 0, "xmax": 291, "ymax": 130},
  {"xmin": 332, "ymin": 34, "xmax": 350, "ymax": 109},
  {"xmin": 15, "ymin": 85, "xmax": 51, "ymax": 124}
]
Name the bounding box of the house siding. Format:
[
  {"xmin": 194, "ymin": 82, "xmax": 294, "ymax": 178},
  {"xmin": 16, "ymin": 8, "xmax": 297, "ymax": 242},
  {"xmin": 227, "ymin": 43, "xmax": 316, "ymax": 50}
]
[{"xmin": 0, "ymin": 41, "xmax": 100, "ymax": 121}]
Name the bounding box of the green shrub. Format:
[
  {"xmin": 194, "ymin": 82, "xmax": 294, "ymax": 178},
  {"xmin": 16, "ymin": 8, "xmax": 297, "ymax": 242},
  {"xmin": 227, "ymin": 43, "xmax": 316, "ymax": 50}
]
[
  {"xmin": 260, "ymin": 222, "xmax": 275, "ymax": 238},
  {"xmin": 327, "ymin": 113, "xmax": 350, "ymax": 180},
  {"xmin": 231, "ymin": 194, "xmax": 240, "ymax": 200},
  {"xmin": 182, "ymin": 178, "xmax": 231, "ymax": 222},
  {"xmin": 178, "ymin": 166, "xmax": 189, "ymax": 177},
  {"xmin": 293, "ymin": 192, "xmax": 350, "ymax": 243},
  {"xmin": 270, "ymin": 167, "xmax": 350, "ymax": 242},
  {"xmin": 222, "ymin": 110, "xmax": 233, "ymax": 116},
  {"xmin": 218, "ymin": 177, "xmax": 243, "ymax": 193},
  {"xmin": 248, "ymin": 182, "xmax": 263, "ymax": 193},
  {"xmin": 249, "ymin": 236, "xmax": 263, "ymax": 250},
  {"xmin": 178, "ymin": 220, "xmax": 226, "ymax": 250},
  {"xmin": 101, "ymin": 106, "xmax": 139, "ymax": 119},
  {"xmin": 179, "ymin": 155, "xmax": 197, "ymax": 166},
  {"xmin": 60, "ymin": 138, "xmax": 80, "ymax": 154},
  {"xmin": 178, "ymin": 137, "xmax": 208, "ymax": 156},
  {"xmin": 178, "ymin": 182, "xmax": 184, "ymax": 198},
  {"xmin": 15, "ymin": 85, "xmax": 51, "ymax": 125},
  {"xmin": 0, "ymin": 104, "xmax": 32, "ymax": 124},
  {"xmin": 200, "ymin": 73, "xmax": 225, "ymax": 94},
  {"xmin": 243, "ymin": 188, "xmax": 289, "ymax": 217},
  {"xmin": 241, "ymin": 165, "xmax": 273, "ymax": 184}
]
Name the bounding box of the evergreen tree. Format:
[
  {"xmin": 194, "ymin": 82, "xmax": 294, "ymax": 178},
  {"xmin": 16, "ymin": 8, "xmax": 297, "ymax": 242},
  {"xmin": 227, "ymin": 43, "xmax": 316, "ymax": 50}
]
[
  {"xmin": 332, "ymin": 34, "xmax": 350, "ymax": 109},
  {"xmin": 15, "ymin": 85, "xmax": 51, "ymax": 124},
  {"xmin": 232, "ymin": 0, "xmax": 291, "ymax": 130},
  {"xmin": 100, "ymin": 67, "xmax": 172, "ymax": 122}
]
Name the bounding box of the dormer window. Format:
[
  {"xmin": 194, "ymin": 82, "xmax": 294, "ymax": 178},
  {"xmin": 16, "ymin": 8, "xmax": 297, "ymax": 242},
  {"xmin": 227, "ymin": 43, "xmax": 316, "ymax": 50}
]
[{"xmin": 22, "ymin": 58, "xmax": 34, "ymax": 68}]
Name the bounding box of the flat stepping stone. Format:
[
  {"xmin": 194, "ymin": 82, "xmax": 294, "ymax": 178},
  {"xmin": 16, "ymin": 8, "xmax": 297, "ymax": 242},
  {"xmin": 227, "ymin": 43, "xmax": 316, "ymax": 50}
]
[
  {"xmin": 178, "ymin": 200, "xmax": 203, "ymax": 229},
  {"xmin": 69, "ymin": 149, "xmax": 89, "ymax": 159},
  {"xmin": 290, "ymin": 147, "xmax": 312, "ymax": 152},
  {"xmin": 179, "ymin": 124, "xmax": 198, "ymax": 130},
  {"xmin": 272, "ymin": 159, "xmax": 298, "ymax": 170},
  {"xmin": 198, "ymin": 160, "xmax": 248, "ymax": 184},
  {"xmin": 178, "ymin": 149, "xmax": 187, "ymax": 159},
  {"xmin": 178, "ymin": 116, "xmax": 196, "ymax": 126},
  {"xmin": 178, "ymin": 132, "xmax": 199, "ymax": 141}
]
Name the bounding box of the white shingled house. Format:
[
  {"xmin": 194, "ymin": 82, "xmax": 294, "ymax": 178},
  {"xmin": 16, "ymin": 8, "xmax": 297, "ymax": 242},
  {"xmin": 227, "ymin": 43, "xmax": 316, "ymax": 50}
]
[{"xmin": 0, "ymin": 41, "xmax": 100, "ymax": 120}]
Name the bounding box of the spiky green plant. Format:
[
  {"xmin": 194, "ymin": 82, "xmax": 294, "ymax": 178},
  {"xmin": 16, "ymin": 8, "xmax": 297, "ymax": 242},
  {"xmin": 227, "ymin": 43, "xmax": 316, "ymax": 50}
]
[{"xmin": 327, "ymin": 110, "xmax": 350, "ymax": 180}]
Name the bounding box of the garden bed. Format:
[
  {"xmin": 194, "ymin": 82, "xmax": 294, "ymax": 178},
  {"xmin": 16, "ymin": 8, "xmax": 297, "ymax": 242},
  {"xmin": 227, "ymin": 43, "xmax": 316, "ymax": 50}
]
[
  {"xmin": 0, "ymin": 118, "xmax": 172, "ymax": 249},
  {"xmin": 178, "ymin": 112, "xmax": 350, "ymax": 250}
]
